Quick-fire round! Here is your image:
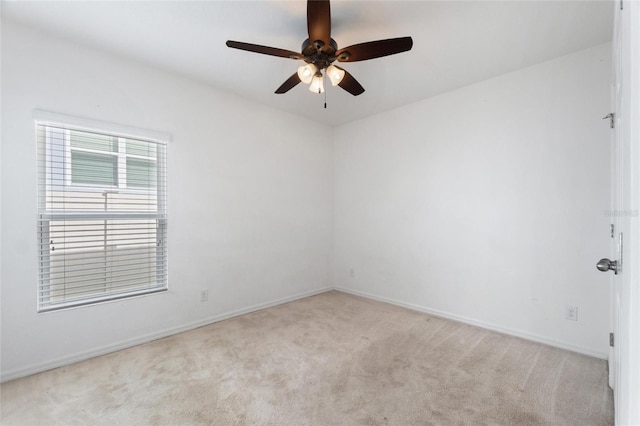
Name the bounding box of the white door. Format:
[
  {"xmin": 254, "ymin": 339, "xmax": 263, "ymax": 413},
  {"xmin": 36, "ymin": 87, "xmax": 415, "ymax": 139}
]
[
  {"xmin": 607, "ymin": 0, "xmax": 622, "ymax": 402},
  {"xmin": 606, "ymin": 1, "xmax": 640, "ymax": 424}
]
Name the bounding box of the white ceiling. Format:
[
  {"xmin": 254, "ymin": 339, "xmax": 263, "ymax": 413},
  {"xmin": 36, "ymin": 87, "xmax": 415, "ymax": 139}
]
[{"xmin": 2, "ymin": 0, "xmax": 613, "ymax": 126}]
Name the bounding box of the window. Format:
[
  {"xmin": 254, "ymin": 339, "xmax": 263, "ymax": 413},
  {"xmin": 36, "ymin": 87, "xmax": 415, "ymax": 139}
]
[{"xmin": 37, "ymin": 121, "xmax": 168, "ymax": 312}]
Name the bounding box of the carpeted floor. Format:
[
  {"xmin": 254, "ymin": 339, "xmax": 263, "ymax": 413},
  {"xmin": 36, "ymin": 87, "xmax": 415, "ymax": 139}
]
[{"xmin": 0, "ymin": 291, "xmax": 613, "ymax": 425}]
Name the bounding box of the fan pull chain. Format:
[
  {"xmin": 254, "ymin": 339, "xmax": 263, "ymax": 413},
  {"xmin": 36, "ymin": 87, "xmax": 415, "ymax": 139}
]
[{"xmin": 324, "ymin": 72, "xmax": 327, "ymax": 109}]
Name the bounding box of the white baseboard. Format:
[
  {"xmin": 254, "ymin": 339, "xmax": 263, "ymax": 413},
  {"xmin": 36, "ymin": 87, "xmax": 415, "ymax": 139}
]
[
  {"xmin": 1, "ymin": 287, "xmax": 333, "ymax": 383},
  {"xmin": 333, "ymin": 286, "xmax": 608, "ymax": 360}
]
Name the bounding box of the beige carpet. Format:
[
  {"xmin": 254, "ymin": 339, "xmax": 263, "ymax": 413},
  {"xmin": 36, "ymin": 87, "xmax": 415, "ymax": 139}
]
[{"xmin": 1, "ymin": 291, "xmax": 613, "ymax": 425}]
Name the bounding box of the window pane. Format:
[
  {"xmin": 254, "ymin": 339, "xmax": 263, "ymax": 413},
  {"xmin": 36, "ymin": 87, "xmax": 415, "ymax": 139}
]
[
  {"xmin": 127, "ymin": 157, "xmax": 156, "ymax": 189},
  {"xmin": 42, "ymin": 218, "xmax": 167, "ymax": 307},
  {"xmin": 71, "ymin": 151, "xmax": 118, "ymax": 186},
  {"xmin": 126, "ymin": 140, "xmax": 157, "ymax": 158},
  {"xmin": 70, "ymin": 130, "xmax": 118, "ymax": 153}
]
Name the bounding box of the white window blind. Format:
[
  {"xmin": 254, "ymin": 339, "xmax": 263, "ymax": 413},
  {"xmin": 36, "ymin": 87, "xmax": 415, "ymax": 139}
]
[{"xmin": 37, "ymin": 122, "xmax": 168, "ymax": 312}]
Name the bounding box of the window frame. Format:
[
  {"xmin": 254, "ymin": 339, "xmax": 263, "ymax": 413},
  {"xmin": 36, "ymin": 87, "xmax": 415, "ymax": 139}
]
[{"xmin": 35, "ymin": 111, "xmax": 170, "ymax": 312}]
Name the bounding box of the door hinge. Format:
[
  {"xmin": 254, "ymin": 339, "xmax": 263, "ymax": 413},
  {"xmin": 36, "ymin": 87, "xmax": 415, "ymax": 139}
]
[
  {"xmin": 611, "ymin": 224, "xmax": 615, "ymax": 238},
  {"xmin": 610, "ymin": 332, "xmax": 615, "ymax": 347},
  {"xmin": 603, "ymin": 113, "xmax": 615, "ymax": 129},
  {"xmin": 620, "ymin": 0, "xmax": 623, "ymax": 10}
]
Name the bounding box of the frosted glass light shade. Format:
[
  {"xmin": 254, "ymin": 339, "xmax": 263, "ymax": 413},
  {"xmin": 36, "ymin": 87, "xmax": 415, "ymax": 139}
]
[
  {"xmin": 326, "ymin": 65, "xmax": 345, "ymax": 86},
  {"xmin": 297, "ymin": 64, "xmax": 317, "ymax": 84},
  {"xmin": 309, "ymin": 75, "xmax": 325, "ymax": 93}
]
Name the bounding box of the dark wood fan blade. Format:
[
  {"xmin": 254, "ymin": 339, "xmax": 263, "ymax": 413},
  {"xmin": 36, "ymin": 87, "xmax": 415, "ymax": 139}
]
[
  {"xmin": 335, "ymin": 37, "xmax": 413, "ymax": 62},
  {"xmin": 307, "ymin": 0, "xmax": 331, "ymax": 50},
  {"xmin": 226, "ymin": 41, "xmax": 304, "ymax": 60},
  {"xmin": 337, "ymin": 68, "xmax": 365, "ymax": 96},
  {"xmin": 275, "ymin": 73, "xmax": 302, "ymax": 94}
]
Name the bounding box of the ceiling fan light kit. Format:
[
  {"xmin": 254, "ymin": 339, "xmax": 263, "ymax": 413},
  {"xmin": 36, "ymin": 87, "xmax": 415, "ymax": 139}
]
[
  {"xmin": 309, "ymin": 74, "xmax": 325, "ymax": 94},
  {"xmin": 226, "ymin": 0, "xmax": 413, "ymax": 98},
  {"xmin": 297, "ymin": 63, "xmax": 318, "ymax": 84},
  {"xmin": 326, "ymin": 65, "xmax": 345, "ymax": 87}
]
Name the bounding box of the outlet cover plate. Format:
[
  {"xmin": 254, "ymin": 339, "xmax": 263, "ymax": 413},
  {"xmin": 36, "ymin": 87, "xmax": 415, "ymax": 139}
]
[{"xmin": 565, "ymin": 305, "xmax": 578, "ymax": 321}]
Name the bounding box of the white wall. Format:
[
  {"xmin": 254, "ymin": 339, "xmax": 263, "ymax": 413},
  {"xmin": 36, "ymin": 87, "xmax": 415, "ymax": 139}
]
[
  {"xmin": 1, "ymin": 18, "xmax": 614, "ymax": 380},
  {"xmin": 333, "ymin": 43, "xmax": 612, "ymax": 357},
  {"xmin": 0, "ymin": 21, "xmax": 333, "ymax": 380}
]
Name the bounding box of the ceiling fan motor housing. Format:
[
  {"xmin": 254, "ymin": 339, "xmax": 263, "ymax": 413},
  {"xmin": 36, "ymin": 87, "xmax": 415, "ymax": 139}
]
[{"xmin": 301, "ymin": 38, "xmax": 339, "ymax": 70}]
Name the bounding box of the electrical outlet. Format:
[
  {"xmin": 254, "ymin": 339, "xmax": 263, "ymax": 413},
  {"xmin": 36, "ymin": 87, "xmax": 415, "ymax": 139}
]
[
  {"xmin": 200, "ymin": 289, "xmax": 209, "ymax": 302},
  {"xmin": 565, "ymin": 305, "xmax": 578, "ymax": 321}
]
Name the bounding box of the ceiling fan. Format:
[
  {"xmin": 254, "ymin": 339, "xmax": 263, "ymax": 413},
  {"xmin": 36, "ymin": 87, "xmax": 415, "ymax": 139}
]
[{"xmin": 226, "ymin": 0, "xmax": 413, "ymax": 97}]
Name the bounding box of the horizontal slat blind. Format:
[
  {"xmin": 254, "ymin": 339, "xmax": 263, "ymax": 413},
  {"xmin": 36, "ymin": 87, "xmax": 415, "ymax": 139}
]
[{"xmin": 37, "ymin": 122, "xmax": 168, "ymax": 311}]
